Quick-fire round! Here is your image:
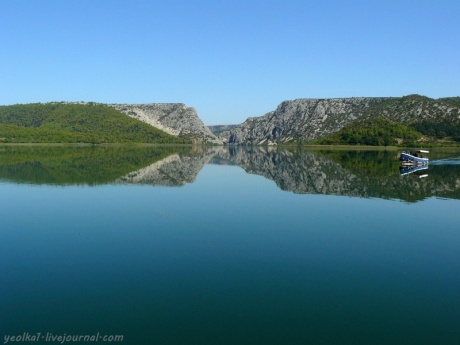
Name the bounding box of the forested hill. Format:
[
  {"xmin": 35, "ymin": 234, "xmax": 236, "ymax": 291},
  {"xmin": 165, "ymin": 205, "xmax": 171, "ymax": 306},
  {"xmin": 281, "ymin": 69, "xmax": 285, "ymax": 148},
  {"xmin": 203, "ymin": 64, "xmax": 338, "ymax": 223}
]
[
  {"xmin": 310, "ymin": 117, "xmax": 423, "ymax": 146},
  {"xmin": 0, "ymin": 102, "xmax": 189, "ymax": 144}
]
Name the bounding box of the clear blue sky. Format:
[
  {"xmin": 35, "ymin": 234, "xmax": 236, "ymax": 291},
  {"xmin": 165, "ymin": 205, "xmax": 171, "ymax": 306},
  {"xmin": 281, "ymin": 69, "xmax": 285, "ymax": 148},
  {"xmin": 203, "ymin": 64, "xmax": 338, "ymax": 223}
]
[{"xmin": 1, "ymin": 0, "xmax": 459, "ymax": 125}]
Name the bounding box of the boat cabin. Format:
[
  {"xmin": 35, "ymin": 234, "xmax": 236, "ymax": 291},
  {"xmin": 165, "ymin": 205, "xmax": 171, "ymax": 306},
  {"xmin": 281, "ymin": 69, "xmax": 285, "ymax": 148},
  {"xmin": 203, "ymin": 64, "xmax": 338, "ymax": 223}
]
[{"xmin": 409, "ymin": 150, "xmax": 429, "ymax": 158}]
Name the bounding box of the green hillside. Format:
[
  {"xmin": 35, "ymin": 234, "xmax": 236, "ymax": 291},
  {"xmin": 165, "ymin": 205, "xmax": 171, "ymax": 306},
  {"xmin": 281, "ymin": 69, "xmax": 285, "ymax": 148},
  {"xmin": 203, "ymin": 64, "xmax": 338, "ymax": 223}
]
[
  {"xmin": 0, "ymin": 102, "xmax": 189, "ymax": 144},
  {"xmin": 310, "ymin": 117, "xmax": 422, "ymax": 146}
]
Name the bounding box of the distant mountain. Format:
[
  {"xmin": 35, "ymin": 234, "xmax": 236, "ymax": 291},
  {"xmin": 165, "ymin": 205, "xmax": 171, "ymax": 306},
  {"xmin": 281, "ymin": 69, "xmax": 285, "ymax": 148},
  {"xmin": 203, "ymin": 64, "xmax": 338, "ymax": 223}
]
[
  {"xmin": 220, "ymin": 95, "xmax": 460, "ymax": 145},
  {"xmin": 109, "ymin": 103, "xmax": 222, "ymax": 144},
  {"xmin": 208, "ymin": 124, "xmax": 237, "ymax": 136},
  {"xmin": 0, "ymin": 102, "xmax": 189, "ymax": 144}
]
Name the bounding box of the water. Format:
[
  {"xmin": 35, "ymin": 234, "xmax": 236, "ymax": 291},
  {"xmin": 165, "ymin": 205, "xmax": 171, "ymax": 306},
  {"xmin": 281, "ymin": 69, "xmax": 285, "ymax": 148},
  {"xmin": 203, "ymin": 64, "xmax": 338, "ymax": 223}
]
[{"xmin": 1, "ymin": 145, "xmax": 459, "ymax": 344}]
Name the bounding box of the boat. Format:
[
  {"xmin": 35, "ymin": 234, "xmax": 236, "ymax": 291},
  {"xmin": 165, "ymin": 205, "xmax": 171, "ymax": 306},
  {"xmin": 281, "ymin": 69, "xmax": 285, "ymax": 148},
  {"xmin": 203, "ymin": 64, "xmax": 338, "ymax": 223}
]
[{"xmin": 399, "ymin": 150, "xmax": 429, "ymax": 165}]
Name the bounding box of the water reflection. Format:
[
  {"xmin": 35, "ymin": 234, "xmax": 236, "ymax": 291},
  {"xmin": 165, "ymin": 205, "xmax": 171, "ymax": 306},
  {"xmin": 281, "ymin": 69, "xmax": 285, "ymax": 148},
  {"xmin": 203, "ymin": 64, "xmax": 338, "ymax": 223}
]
[
  {"xmin": 212, "ymin": 147, "xmax": 460, "ymax": 202},
  {"xmin": 1, "ymin": 145, "xmax": 459, "ymax": 202},
  {"xmin": 0, "ymin": 145, "xmax": 213, "ymax": 186},
  {"xmin": 399, "ymin": 165, "xmax": 429, "ymax": 177}
]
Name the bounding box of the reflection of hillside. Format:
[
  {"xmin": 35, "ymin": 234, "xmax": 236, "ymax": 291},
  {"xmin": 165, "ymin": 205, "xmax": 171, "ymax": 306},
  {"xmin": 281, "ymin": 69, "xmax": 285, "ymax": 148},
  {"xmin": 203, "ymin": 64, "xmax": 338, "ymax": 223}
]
[
  {"xmin": 116, "ymin": 147, "xmax": 221, "ymax": 186},
  {"xmin": 211, "ymin": 147, "xmax": 460, "ymax": 202},
  {"xmin": 1, "ymin": 145, "xmax": 459, "ymax": 201},
  {"xmin": 0, "ymin": 145, "xmax": 214, "ymax": 186}
]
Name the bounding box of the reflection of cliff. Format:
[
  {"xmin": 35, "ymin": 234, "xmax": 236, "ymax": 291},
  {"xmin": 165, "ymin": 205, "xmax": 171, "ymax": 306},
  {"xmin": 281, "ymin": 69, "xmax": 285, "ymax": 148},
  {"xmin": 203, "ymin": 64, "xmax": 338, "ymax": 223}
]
[
  {"xmin": 211, "ymin": 147, "xmax": 460, "ymax": 202},
  {"xmin": 212, "ymin": 147, "xmax": 358, "ymax": 195},
  {"xmin": 0, "ymin": 145, "xmax": 215, "ymax": 186},
  {"xmin": 116, "ymin": 147, "xmax": 221, "ymax": 186},
  {"xmin": 1, "ymin": 145, "xmax": 459, "ymax": 201}
]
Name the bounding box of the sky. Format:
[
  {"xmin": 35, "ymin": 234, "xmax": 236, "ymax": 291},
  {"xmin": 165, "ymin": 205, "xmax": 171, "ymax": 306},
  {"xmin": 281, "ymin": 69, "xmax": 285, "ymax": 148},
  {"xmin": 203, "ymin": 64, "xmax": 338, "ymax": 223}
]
[{"xmin": 1, "ymin": 0, "xmax": 459, "ymax": 125}]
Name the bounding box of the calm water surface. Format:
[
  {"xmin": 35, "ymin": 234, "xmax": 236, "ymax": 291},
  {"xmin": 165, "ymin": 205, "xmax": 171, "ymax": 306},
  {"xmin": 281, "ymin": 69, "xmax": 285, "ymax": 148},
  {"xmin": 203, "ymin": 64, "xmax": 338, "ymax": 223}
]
[{"xmin": 1, "ymin": 146, "xmax": 459, "ymax": 344}]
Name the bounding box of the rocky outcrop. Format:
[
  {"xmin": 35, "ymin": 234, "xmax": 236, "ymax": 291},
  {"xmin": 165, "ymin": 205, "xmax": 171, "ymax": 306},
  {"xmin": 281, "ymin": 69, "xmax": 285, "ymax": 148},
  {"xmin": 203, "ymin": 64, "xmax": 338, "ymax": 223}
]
[
  {"xmin": 109, "ymin": 103, "xmax": 222, "ymax": 144},
  {"xmin": 221, "ymin": 96, "xmax": 460, "ymax": 145}
]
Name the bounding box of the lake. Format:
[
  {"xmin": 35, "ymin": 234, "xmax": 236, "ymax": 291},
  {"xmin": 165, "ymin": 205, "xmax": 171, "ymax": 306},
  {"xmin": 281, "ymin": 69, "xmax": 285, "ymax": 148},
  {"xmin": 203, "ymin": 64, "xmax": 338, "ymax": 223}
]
[{"xmin": 1, "ymin": 145, "xmax": 459, "ymax": 345}]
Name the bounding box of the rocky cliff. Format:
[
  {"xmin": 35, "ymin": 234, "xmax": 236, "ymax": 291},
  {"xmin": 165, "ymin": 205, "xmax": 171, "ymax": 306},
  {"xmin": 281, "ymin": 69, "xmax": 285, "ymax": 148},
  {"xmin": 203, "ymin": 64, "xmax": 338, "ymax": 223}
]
[
  {"xmin": 222, "ymin": 98, "xmax": 391, "ymax": 144},
  {"xmin": 221, "ymin": 96, "xmax": 460, "ymax": 144},
  {"xmin": 109, "ymin": 103, "xmax": 222, "ymax": 144}
]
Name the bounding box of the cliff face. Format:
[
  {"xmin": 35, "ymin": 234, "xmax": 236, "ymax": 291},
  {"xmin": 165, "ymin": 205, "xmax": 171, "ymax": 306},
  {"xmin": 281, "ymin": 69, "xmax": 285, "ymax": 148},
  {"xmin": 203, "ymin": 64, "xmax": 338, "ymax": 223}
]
[
  {"xmin": 222, "ymin": 98, "xmax": 391, "ymax": 144},
  {"xmin": 109, "ymin": 103, "xmax": 222, "ymax": 144},
  {"xmin": 221, "ymin": 96, "xmax": 460, "ymax": 144}
]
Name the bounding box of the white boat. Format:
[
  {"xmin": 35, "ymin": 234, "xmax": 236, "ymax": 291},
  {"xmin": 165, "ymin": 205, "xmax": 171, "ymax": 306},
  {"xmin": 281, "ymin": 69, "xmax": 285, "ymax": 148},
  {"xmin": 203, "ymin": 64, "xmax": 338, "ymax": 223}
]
[{"xmin": 399, "ymin": 150, "xmax": 429, "ymax": 165}]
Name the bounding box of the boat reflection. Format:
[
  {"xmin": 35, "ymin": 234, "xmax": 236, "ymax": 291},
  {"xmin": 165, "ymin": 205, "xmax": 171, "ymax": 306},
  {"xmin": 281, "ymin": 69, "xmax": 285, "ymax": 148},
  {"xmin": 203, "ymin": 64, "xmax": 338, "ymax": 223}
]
[{"xmin": 399, "ymin": 164, "xmax": 429, "ymax": 178}]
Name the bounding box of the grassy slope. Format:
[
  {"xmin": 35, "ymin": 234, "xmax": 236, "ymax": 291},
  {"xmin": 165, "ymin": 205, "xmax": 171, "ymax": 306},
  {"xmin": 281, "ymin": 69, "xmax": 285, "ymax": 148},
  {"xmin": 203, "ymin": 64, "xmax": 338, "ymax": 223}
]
[{"xmin": 0, "ymin": 102, "xmax": 189, "ymax": 144}]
